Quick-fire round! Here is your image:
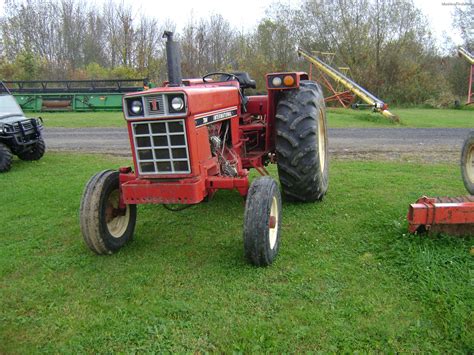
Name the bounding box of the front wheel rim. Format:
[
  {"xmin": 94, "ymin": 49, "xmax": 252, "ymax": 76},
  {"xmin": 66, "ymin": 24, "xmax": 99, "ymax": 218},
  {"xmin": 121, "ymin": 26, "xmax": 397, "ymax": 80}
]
[
  {"xmin": 467, "ymin": 145, "xmax": 474, "ymax": 183},
  {"xmin": 105, "ymin": 189, "xmax": 130, "ymax": 238},
  {"xmin": 268, "ymin": 196, "xmax": 279, "ymax": 250},
  {"xmin": 317, "ymin": 108, "xmax": 326, "ymax": 172}
]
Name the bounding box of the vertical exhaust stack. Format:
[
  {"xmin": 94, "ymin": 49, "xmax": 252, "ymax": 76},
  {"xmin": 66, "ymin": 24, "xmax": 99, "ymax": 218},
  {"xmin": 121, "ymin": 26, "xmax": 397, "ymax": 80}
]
[{"xmin": 163, "ymin": 31, "xmax": 183, "ymax": 87}]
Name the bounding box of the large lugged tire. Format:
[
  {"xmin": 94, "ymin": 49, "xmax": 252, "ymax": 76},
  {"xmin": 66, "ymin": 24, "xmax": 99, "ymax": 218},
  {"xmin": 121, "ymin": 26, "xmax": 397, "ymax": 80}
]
[
  {"xmin": 0, "ymin": 142, "xmax": 13, "ymax": 172},
  {"xmin": 17, "ymin": 137, "xmax": 46, "ymax": 161},
  {"xmin": 243, "ymin": 176, "xmax": 282, "ymax": 266},
  {"xmin": 79, "ymin": 170, "xmax": 137, "ymax": 254},
  {"xmin": 275, "ymin": 80, "xmax": 329, "ymax": 202},
  {"xmin": 461, "ymin": 132, "xmax": 474, "ymax": 195}
]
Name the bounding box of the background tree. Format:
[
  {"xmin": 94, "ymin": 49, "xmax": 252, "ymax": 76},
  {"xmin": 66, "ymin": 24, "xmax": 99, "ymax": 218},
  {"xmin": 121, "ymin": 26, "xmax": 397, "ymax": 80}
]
[
  {"xmin": 453, "ymin": 3, "xmax": 473, "ymax": 52},
  {"xmin": 0, "ymin": 0, "xmax": 470, "ymax": 106}
]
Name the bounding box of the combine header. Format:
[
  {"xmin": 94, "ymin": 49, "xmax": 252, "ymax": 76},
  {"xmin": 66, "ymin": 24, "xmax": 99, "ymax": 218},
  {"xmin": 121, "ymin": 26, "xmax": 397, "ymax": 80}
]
[
  {"xmin": 298, "ymin": 49, "xmax": 398, "ymax": 122},
  {"xmin": 4, "ymin": 79, "xmax": 149, "ymax": 112},
  {"xmin": 457, "ymin": 47, "xmax": 474, "ymax": 105},
  {"xmin": 407, "ymin": 132, "xmax": 474, "ymax": 236}
]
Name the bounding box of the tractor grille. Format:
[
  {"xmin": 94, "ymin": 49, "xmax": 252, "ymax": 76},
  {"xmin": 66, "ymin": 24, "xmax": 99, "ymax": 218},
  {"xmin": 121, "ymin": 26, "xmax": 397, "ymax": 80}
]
[
  {"xmin": 132, "ymin": 119, "xmax": 190, "ymax": 175},
  {"xmin": 145, "ymin": 95, "xmax": 165, "ymax": 115}
]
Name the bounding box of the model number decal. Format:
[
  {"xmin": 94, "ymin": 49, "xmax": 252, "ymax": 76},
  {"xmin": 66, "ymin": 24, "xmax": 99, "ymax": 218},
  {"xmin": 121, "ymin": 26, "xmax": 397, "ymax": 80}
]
[{"xmin": 195, "ymin": 109, "xmax": 237, "ymax": 127}]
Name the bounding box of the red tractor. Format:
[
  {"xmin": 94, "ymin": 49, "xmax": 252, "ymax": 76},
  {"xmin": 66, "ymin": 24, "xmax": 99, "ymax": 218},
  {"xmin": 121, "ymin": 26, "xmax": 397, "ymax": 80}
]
[{"xmin": 79, "ymin": 32, "xmax": 329, "ymax": 266}]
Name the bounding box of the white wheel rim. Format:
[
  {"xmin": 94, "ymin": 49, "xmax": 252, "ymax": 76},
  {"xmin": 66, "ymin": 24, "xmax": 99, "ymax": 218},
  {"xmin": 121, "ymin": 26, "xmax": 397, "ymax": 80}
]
[
  {"xmin": 467, "ymin": 145, "xmax": 474, "ymax": 183},
  {"xmin": 269, "ymin": 196, "xmax": 279, "ymax": 250},
  {"xmin": 105, "ymin": 190, "xmax": 130, "ymax": 238},
  {"xmin": 317, "ymin": 108, "xmax": 326, "ymax": 172}
]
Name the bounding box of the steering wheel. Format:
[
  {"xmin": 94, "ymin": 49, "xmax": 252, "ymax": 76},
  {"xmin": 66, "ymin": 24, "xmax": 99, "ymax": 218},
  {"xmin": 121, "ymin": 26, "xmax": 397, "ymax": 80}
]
[{"xmin": 202, "ymin": 72, "xmax": 239, "ymax": 84}]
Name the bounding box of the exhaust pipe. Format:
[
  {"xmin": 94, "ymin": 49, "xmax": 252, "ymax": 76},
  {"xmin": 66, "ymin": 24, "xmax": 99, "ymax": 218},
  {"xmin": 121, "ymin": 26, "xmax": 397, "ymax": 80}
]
[{"xmin": 162, "ymin": 31, "xmax": 182, "ymax": 87}]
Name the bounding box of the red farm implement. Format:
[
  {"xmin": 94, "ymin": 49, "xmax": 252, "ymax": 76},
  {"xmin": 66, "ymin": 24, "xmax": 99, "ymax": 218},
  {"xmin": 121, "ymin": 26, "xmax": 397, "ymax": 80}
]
[
  {"xmin": 407, "ymin": 132, "xmax": 474, "ymax": 236},
  {"xmin": 79, "ymin": 32, "xmax": 329, "ymax": 266}
]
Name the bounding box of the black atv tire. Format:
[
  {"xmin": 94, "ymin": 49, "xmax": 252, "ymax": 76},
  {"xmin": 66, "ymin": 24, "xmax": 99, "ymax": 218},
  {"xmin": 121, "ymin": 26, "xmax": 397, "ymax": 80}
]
[
  {"xmin": 275, "ymin": 80, "xmax": 329, "ymax": 202},
  {"xmin": 461, "ymin": 132, "xmax": 474, "ymax": 195},
  {"xmin": 243, "ymin": 176, "xmax": 282, "ymax": 267},
  {"xmin": 17, "ymin": 137, "xmax": 46, "ymax": 161},
  {"xmin": 79, "ymin": 170, "xmax": 137, "ymax": 254},
  {"xmin": 0, "ymin": 142, "xmax": 13, "ymax": 173}
]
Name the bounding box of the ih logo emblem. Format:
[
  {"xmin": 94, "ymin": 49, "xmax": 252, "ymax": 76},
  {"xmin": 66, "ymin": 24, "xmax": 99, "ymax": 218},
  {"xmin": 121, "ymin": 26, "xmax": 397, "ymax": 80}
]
[{"xmin": 149, "ymin": 99, "xmax": 159, "ymax": 112}]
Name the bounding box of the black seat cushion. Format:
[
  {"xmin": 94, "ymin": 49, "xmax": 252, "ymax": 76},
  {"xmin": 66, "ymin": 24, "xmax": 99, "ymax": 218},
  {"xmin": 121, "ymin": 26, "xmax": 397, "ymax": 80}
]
[{"xmin": 231, "ymin": 72, "xmax": 256, "ymax": 89}]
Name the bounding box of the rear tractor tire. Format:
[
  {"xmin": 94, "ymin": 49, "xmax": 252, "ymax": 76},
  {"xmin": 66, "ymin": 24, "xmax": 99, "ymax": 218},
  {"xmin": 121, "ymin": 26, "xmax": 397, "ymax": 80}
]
[
  {"xmin": 461, "ymin": 132, "xmax": 474, "ymax": 195},
  {"xmin": 79, "ymin": 170, "xmax": 137, "ymax": 254},
  {"xmin": 0, "ymin": 142, "xmax": 13, "ymax": 173},
  {"xmin": 243, "ymin": 176, "xmax": 282, "ymax": 266},
  {"xmin": 17, "ymin": 137, "xmax": 46, "ymax": 161},
  {"xmin": 275, "ymin": 80, "xmax": 329, "ymax": 202}
]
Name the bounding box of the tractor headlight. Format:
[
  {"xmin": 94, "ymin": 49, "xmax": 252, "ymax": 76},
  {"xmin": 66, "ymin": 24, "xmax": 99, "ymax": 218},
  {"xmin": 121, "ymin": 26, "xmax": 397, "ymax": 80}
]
[
  {"xmin": 171, "ymin": 97, "xmax": 184, "ymax": 111},
  {"xmin": 272, "ymin": 77, "xmax": 282, "ymax": 87},
  {"xmin": 167, "ymin": 94, "xmax": 186, "ymax": 114},
  {"xmin": 130, "ymin": 100, "xmax": 143, "ymax": 114}
]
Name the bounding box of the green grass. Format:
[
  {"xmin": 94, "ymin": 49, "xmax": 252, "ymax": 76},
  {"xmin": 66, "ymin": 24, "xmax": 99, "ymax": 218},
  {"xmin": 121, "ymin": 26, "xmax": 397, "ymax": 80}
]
[
  {"xmin": 39, "ymin": 111, "xmax": 126, "ymax": 128},
  {"xmin": 394, "ymin": 107, "xmax": 474, "ymax": 128},
  {"xmin": 327, "ymin": 107, "xmax": 474, "ymax": 128},
  {"xmin": 37, "ymin": 107, "xmax": 473, "ymax": 129},
  {"xmin": 327, "ymin": 107, "xmax": 397, "ymax": 127},
  {"xmin": 1, "ymin": 153, "xmax": 472, "ymax": 352}
]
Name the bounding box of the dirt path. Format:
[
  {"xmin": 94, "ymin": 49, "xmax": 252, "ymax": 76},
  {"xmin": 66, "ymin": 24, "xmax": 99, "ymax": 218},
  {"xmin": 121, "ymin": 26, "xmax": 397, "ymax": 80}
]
[
  {"xmin": 328, "ymin": 128, "xmax": 472, "ymax": 162},
  {"xmin": 43, "ymin": 127, "xmax": 472, "ymax": 163}
]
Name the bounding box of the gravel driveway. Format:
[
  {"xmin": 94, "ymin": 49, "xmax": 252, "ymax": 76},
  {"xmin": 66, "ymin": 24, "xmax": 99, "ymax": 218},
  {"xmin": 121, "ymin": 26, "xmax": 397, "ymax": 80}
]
[{"xmin": 43, "ymin": 127, "xmax": 473, "ymax": 162}]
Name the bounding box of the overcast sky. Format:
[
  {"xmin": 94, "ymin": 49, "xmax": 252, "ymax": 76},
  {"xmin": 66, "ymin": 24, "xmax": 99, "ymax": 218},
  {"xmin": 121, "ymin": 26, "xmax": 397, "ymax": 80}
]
[{"xmin": 0, "ymin": 0, "xmax": 466, "ymax": 47}]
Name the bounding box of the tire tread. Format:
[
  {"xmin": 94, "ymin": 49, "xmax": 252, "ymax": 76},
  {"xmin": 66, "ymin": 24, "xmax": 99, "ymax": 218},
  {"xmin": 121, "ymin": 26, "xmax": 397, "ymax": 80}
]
[
  {"xmin": 79, "ymin": 170, "xmax": 136, "ymax": 255},
  {"xmin": 275, "ymin": 80, "xmax": 329, "ymax": 202},
  {"xmin": 0, "ymin": 142, "xmax": 13, "ymax": 172},
  {"xmin": 17, "ymin": 137, "xmax": 46, "ymax": 161}
]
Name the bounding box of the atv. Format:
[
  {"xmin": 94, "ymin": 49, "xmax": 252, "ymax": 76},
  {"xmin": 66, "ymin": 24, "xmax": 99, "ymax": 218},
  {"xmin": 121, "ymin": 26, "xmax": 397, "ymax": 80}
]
[{"xmin": 0, "ymin": 82, "xmax": 45, "ymax": 172}]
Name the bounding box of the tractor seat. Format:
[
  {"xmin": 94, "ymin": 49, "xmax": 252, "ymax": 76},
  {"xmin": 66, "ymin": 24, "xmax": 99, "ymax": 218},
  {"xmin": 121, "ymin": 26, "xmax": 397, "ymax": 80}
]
[{"xmin": 231, "ymin": 72, "xmax": 256, "ymax": 89}]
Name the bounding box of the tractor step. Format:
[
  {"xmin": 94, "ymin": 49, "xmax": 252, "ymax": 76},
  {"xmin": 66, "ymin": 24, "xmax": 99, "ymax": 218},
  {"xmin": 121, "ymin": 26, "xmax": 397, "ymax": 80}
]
[{"xmin": 407, "ymin": 196, "xmax": 474, "ymax": 236}]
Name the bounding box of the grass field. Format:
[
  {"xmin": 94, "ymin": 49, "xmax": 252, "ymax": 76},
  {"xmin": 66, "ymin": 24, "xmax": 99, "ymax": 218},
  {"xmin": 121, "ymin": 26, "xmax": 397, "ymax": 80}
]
[
  {"xmin": 1, "ymin": 153, "xmax": 472, "ymax": 352},
  {"xmin": 328, "ymin": 106, "xmax": 474, "ymax": 128},
  {"xmin": 36, "ymin": 106, "xmax": 473, "ymax": 129},
  {"xmin": 39, "ymin": 111, "xmax": 126, "ymax": 128}
]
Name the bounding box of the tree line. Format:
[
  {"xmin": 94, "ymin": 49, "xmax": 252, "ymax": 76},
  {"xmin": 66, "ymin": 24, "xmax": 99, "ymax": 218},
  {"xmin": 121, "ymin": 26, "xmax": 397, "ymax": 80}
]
[{"xmin": 0, "ymin": 0, "xmax": 472, "ymax": 106}]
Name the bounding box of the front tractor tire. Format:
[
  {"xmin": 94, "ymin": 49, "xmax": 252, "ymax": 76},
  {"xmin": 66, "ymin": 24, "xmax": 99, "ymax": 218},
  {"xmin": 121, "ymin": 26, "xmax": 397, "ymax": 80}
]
[
  {"xmin": 79, "ymin": 170, "xmax": 137, "ymax": 254},
  {"xmin": 275, "ymin": 80, "xmax": 329, "ymax": 202},
  {"xmin": 17, "ymin": 137, "xmax": 46, "ymax": 161},
  {"xmin": 243, "ymin": 177, "xmax": 282, "ymax": 267},
  {"xmin": 461, "ymin": 132, "xmax": 474, "ymax": 195},
  {"xmin": 0, "ymin": 142, "xmax": 13, "ymax": 173}
]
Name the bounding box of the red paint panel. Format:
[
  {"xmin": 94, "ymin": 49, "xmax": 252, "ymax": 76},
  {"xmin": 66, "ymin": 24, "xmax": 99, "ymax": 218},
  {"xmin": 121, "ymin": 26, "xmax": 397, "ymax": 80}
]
[
  {"xmin": 121, "ymin": 177, "xmax": 207, "ymax": 204},
  {"xmin": 246, "ymin": 96, "xmax": 268, "ymax": 115},
  {"xmin": 186, "ymin": 86, "xmax": 240, "ymax": 116},
  {"xmin": 407, "ymin": 196, "xmax": 474, "ymax": 233}
]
